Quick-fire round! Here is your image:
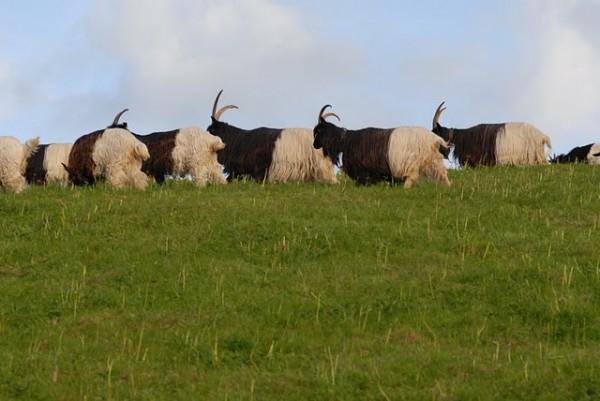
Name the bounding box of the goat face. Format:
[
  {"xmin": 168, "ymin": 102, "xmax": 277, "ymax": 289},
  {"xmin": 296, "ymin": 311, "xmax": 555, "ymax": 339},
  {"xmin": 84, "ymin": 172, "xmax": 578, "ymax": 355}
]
[
  {"xmin": 313, "ymin": 120, "xmax": 345, "ymax": 166},
  {"xmin": 313, "ymin": 105, "xmax": 344, "ymax": 164},
  {"xmin": 209, "ymin": 90, "xmax": 239, "ymax": 141},
  {"xmin": 207, "ymin": 118, "xmax": 230, "ymax": 139},
  {"xmin": 432, "ymin": 124, "xmax": 453, "ymax": 144},
  {"xmin": 313, "ymin": 120, "xmax": 341, "ymax": 150},
  {"xmin": 431, "ymin": 102, "xmax": 454, "ymax": 144},
  {"xmin": 312, "ymin": 121, "xmax": 326, "ymax": 150}
]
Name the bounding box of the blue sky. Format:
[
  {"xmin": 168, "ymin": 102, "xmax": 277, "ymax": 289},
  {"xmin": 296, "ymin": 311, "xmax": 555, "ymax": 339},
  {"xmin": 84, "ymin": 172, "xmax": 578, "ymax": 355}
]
[{"xmin": 1, "ymin": 0, "xmax": 599, "ymax": 153}]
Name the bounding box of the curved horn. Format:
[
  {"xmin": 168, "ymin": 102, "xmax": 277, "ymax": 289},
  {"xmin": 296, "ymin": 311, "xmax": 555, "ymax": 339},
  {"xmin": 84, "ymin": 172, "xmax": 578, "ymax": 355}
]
[
  {"xmin": 214, "ymin": 105, "xmax": 239, "ymax": 121},
  {"xmin": 322, "ymin": 112, "xmax": 341, "ymax": 122},
  {"xmin": 318, "ymin": 105, "xmax": 333, "ymax": 122},
  {"xmin": 432, "ymin": 102, "xmax": 446, "ymax": 129},
  {"xmin": 212, "ymin": 90, "xmax": 224, "ymax": 118},
  {"xmin": 112, "ymin": 109, "xmax": 129, "ymax": 126},
  {"xmin": 211, "ymin": 90, "xmax": 238, "ymax": 121}
]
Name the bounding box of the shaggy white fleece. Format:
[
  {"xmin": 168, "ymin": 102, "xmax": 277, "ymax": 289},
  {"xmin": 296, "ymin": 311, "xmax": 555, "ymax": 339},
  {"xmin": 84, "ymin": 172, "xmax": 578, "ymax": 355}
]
[
  {"xmin": 268, "ymin": 128, "xmax": 337, "ymax": 183},
  {"xmin": 0, "ymin": 136, "xmax": 39, "ymax": 193},
  {"xmin": 496, "ymin": 123, "xmax": 552, "ymax": 165},
  {"xmin": 171, "ymin": 127, "xmax": 226, "ymax": 186},
  {"xmin": 93, "ymin": 129, "xmax": 150, "ymax": 189},
  {"xmin": 387, "ymin": 127, "xmax": 450, "ymax": 188}
]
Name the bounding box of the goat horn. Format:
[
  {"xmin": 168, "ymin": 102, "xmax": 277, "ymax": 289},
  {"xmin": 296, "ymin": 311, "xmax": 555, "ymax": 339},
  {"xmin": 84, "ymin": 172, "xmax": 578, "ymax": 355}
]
[
  {"xmin": 112, "ymin": 109, "xmax": 129, "ymax": 126},
  {"xmin": 214, "ymin": 105, "xmax": 239, "ymax": 121},
  {"xmin": 321, "ymin": 112, "xmax": 341, "ymax": 122},
  {"xmin": 318, "ymin": 105, "xmax": 333, "ymax": 122},
  {"xmin": 212, "ymin": 90, "xmax": 239, "ymax": 121},
  {"xmin": 212, "ymin": 90, "xmax": 224, "ymax": 118},
  {"xmin": 432, "ymin": 101, "xmax": 446, "ymax": 129}
]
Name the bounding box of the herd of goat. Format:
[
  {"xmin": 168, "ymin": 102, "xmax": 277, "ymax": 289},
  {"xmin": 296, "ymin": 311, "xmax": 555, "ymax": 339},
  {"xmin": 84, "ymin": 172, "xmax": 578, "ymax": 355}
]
[{"xmin": 1, "ymin": 91, "xmax": 599, "ymax": 193}]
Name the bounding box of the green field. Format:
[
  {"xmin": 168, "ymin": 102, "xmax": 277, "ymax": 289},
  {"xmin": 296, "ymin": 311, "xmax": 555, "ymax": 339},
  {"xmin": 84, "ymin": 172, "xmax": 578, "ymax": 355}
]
[{"xmin": 1, "ymin": 165, "xmax": 599, "ymax": 400}]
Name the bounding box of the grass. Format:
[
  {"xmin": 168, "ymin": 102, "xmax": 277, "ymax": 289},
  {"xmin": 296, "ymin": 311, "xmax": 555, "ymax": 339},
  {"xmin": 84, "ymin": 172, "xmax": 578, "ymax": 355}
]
[{"xmin": 0, "ymin": 165, "xmax": 599, "ymax": 400}]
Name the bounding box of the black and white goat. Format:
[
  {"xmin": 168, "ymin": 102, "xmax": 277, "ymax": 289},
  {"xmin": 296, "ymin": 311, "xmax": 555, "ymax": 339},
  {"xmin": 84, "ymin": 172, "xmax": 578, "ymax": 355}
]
[
  {"xmin": 432, "ymin": 102, "xmax": 552, "ymax": 167},
  {"xmin": 63, "ymin": 110, "xmax": 150, "ymax": 189},
  {"xmin": 313, "ymin": 105, "xmax": 450, "ymax": 187},
  {"xmin": 134, "ymin": 120, "xmax": 226, "ymax": 186},
  {"xmin": 207, "ymin": 90, "xmax": 337, "ymax": 183},
  {"xmin": 25, "ymin": 143, "xmax": 72, "ymax": 185},
  {"xmin": 551, "ymin": 143, "xmax": 600, "ymax": 165}
]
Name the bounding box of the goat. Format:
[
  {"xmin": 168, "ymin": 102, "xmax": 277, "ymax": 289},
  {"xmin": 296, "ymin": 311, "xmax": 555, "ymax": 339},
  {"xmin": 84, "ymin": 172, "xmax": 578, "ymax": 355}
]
[
  {"xmin": 551, "ymin": 143, "xmax": 600, "ymax": 165},
  {"xmin": 313, "ymin": 105, "xmax": 450, "ymax": 188},
  {"xmin": 207, "ymin": 90, "xmax": 337, "ymax": 183},
  {"xmin": 63, "ymin": 110, "xmax": 150, "ymax": 189},
  {"xmin": 134, "ymin": 126, "xmax": 226, "ymax": 186},
  {"xmin": 432, "ymin": 102, "xmax": 552, "ymax": 167},
  {"xmin": 25, "ymin": 143, "xmax": 72, "ymax": 185}
]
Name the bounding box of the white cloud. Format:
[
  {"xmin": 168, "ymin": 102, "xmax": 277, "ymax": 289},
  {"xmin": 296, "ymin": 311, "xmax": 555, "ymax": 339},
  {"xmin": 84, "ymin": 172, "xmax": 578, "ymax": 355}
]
[
  {"xmin": 87, "ymin": 0, "xmax": 361, "ymax": 129},
  {"xmin": 2, "ymin": 1, "xmax": 598, "ymax": 153},
  {"xmin": 521, "ymin": 0, "xmax": 600, "ymax": 150}
]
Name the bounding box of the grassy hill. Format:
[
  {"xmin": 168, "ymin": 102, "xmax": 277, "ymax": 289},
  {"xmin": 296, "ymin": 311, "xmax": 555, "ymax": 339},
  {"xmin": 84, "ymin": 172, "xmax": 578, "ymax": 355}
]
[{"xmin": 0, "ymin": 165, "xmax": 599, "ymax": 400}]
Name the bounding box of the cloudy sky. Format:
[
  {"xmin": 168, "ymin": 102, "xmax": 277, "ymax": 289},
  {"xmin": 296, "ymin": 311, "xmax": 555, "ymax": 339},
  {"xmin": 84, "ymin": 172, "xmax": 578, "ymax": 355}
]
[{"xmin": 1, "ymin": 0, "xmax": 599, "ymax": 152}]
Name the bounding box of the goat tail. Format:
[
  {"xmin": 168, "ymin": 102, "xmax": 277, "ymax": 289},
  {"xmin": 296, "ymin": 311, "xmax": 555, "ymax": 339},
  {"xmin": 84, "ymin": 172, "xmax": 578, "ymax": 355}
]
[
  {"xmin": 20, "ymin": 136, "xmax": 40, "ymax": 172},
  {"xmin": 23, "ymin": 137, "xmax": 40, "ymax": 160},
  {"xmin": 133, "ymin": 141, "xmax": 150, "ymax": 161}
]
